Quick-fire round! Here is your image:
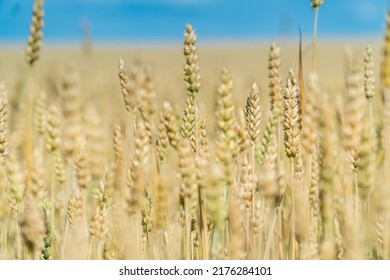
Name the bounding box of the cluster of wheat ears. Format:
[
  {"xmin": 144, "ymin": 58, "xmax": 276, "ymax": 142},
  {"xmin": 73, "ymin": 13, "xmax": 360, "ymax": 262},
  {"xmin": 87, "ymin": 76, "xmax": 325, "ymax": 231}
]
[{"xmin": 1, "ymin": 0, "xmax": 390, "ymax": 260}]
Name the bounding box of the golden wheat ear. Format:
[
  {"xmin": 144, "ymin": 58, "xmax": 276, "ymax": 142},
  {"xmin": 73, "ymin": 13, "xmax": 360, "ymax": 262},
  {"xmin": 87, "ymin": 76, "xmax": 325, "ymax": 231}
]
[
  {"xmin": 25, "ymin": 0, "xmax": 44, "ymax": 66},
  {"xmin": 0, "ymin": 84, "xmax": 8, "ymax": 159},
  {"xmin": 283, "ymin": 71, "xmax": 301, "ymax": 159}
]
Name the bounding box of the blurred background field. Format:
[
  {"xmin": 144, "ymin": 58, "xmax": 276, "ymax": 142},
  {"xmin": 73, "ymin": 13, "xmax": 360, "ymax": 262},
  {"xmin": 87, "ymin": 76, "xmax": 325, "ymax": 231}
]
[{"xmin": 0, "ymin": 41, "xmax": 384, "ymax": 114}]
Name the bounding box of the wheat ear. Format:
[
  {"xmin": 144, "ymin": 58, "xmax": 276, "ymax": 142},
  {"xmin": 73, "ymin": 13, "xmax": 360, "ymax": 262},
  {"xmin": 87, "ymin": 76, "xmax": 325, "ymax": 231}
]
[
  {"xmin": 25, "ymin": 0, "xmax": 44, "ymax": 66},
  {"xmin": 283, "ymin": 71, "xmax": 301, "ymax": 259}
]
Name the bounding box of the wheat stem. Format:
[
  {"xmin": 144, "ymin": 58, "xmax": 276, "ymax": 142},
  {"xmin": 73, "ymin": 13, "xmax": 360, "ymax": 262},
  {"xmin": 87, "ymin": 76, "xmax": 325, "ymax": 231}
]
[
  {"xmin": 312, "ymin": 9, "xmax": 318, "ymax": 71},
  {"xmin": 15, "ymin": 216, "xmax": 22, "ymax": 259},
  {"xmin": 290, "ymin": 159, "xmax": 295, "ymax": 260},
  {"xmin": 185, "ymin": 198, "xmax": 191, "ymax": 260}
]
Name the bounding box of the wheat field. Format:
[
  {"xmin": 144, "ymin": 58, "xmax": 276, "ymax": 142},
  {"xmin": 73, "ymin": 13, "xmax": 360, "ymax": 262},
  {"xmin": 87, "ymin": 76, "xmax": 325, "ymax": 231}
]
[{"xmin": 1, "ymin": 0, "xmax": 390, "ymax": 260}]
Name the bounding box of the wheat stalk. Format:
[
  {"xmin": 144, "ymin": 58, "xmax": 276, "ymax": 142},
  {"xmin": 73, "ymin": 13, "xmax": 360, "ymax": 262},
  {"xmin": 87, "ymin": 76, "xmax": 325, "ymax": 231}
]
[
  {"xmin": 283, "ymin": 71, "xmax": 301, "ymax": 259},
  {"xmin": 310, "ymin": 0, "xmax": 323, "ymax": 71}
]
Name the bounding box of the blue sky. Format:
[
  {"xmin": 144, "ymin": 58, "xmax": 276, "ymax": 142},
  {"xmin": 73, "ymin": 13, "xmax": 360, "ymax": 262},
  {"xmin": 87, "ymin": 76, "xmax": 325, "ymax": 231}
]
[{"xmin": 0, "ymin": 0, "xmax": 388, "ymax": 43}]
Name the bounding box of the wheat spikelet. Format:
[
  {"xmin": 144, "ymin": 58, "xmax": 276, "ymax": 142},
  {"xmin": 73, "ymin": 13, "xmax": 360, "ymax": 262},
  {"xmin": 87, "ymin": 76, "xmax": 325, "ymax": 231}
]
[
  {"xmin": 294, "ymin": 155, "xmax": 304, "ymax": 185},
  {"xmin": 140, "ymin": 67, "xmax": 156, "ymax": 117},
  {"xmin": 45, "ymin": 105, "xmax": 61, "ymax": 153},
  {"xmin": 182, "ymin": 23, "xmax": 201, "ymax": 153},
  {"xmin": 157, "ymin": 111, "xmax": 169, "ymax": 164},
  {"xmin": 334, "ymin": 219, "xmax": 345, "ymax": 260},
  {"xmin": 90, "ymin": 181, "xmax": 109, "ymax": 241},
  {"xmin": 34, "ymin": 91, "xmax": 47, "ymax": 136},
  {"xmin": 76, "ymin": 148, "xmax": 90, "ymax": 191},
  {"xmin": 181, "ymin": 96, "xmax": 196, "ymax": 143},
  {"xmin": 245, "ymin": 83, "xmax": 262, "ymax": 146},
  {"xmin": 162, "ymin": 102, "xmax": 179, "ymax": 150},
  {"xmin": 357, "ymin": 124, "xmax": 375, "ymax": 198},
  {"xmin": 139, "ymin": 67, "xmax": 155, "ymax": 144},
  {"xmin": 25, "ymin": 0, "xmax": 44, "ymax": 66},
  {"xmin": 364, "ymin": 45, "xmax": 375, "ymax": 100},
  {"xmin": 67, "ymin": 189, "xmax": 84, "ymax": 228},
  {"xmin": 244, "ymin": 83, "xmax": 261, "ymax": 225},
  {"xmin": 0, "ymin": 85, "xmax": 8, "ymax": 159},
  {"xmin": 269, "ymin": 43, "xmax": 282, "ymax": 115},
  {"xmin": 131, "ymin": 117, "xmax": 150, "ymax": 174},
  {"xmin": 111, "ymin": 124, "xmax": 126, "ymax": 193},
  {"xmin": 216, "ymin": 68, "xmax": 239, "ymax": 163},
  {"xmin": 178, "ymin": 139, "xmax": 196, "ymax": 209},
  {"xmin": 127, "ymin": 118, "xmax": 149, "ymax": 214},
  {"xmin": 259, "ymin": 134, "xmax": 279, "ymax": 199},
  {"xmin": 236, "ymin": 112, "xmax": 250, "ymax": 155},
  {"xmin": 8, "ymin": 196, "xmax": 18, "ymax": 219},
  {"xmin": 302, "ymin": 72, "xmax": 320, "ymax": 154},
  {"xmin": 141, "ymin": 195, "xmax": 152, "ymax": 243},
  {"xmin": 376, "ymin": 215, "xmax": 385, "ymax": 259},
  {"xmin": 283, "ymin": 72, "xmax": 301, "ymax": 158},
  {"xmin": 113, "ymin": 124, "xmax": 124, "ymax": 165},
  {"xmin": 199, "ymin": 116, "xmax": 209, "ymax": 158},
  {"xmin": 251, "ymin": 200, "xmax": 262, "ymax": 240},
  {"xmin": 183, "ymin": 24, "xmax": 201, "ymax": 97},
  {"xmin": 255, "ymin": 109, "xmax": 277, "ymax": 165},
  {"xmin": 240, "ymin": 155, "xmax": 254, "ymax": 209},
  {"xmin": 118, "ymin": 58, "xmax": 137, "ymax": 113},
  {"xmin": 54, "ymin": 151, "xmax": 65, "ymax": 185}
]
